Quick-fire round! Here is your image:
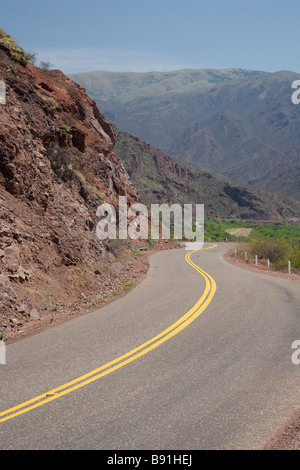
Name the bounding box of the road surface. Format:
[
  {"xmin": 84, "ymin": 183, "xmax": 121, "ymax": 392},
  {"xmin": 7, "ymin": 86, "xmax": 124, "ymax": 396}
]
[{"xmin": 0, "ymin": 244, "xmax": 299, "ymax": 449}]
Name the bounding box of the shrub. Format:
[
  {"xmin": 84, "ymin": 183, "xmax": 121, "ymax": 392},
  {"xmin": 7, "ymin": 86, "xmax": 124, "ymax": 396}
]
[
  {"xmin": 240, "ymin": 238, "xmax": 300, "ymax": 271},
  {"xmin": 0, "ymin": 32, "xmax": 30, "ymax": 65},
  {"xmin": 26, "ymin": 51, "xmax": 37, "ymax": 65},
  {"xmin": 274, "ymin": 243, "xmax": 300, "ymax": 270},
  {"xmin": 39, "ymin": 61, "xmax": 53, "ymax": 71},
  {"xmin": 60, "ymin": 124, "xmax": 71, "ymax": 133},
  {"xmin": 248, "ymin": 239, "xmax": 288, "ymax": 263},
  {"xmin": 46, "ymin": 146, "xmax": 74, "ymax": 181},
  {"xmin": 40, "ymin": 95, "xmax": 58, "ymax": 110}
]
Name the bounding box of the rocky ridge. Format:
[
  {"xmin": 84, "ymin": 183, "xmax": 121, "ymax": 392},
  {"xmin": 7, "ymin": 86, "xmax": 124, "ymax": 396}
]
[{"xmin": 0, "ymin": 30, "xmax": 153, "ymax": 342}]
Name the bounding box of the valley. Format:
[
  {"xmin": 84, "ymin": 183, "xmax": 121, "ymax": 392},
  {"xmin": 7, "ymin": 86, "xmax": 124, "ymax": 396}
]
[{"xmin": 70, "ymin": 68, "xmax": 300, "ymax": 202}]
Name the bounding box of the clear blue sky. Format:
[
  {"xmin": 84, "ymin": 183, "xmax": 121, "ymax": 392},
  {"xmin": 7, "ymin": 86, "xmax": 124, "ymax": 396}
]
[{"xmin": 1, "ymin": 0, "xmax": 300, "ymax": 73}]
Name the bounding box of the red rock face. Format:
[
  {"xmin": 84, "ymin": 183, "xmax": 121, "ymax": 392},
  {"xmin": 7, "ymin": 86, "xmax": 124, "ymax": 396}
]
[{"xmin": 0, "ymin": 37, "xmax": 142, "ymax": 337}]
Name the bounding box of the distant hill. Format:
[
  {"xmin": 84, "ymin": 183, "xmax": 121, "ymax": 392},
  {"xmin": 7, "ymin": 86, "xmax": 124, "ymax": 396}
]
[
  {"xmin": 114, "ymin": 128, "xmax": 300, "ymax": 221},
  {"xmin": 69, "ymin": 68, "xmax": 262, "ymax": 114},
  {"xmin": 70, "ymin": 68, "xmax": 300, "ymax": 202}
]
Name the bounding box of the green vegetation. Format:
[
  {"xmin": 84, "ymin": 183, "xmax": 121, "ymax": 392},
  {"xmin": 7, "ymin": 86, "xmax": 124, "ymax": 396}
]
[
  {"xmin": 131, "ymin": 247, "xmax": 145, "ymax": 257},
  {"xmin": 60, "ymin": 124, "xmax": 71, "ymax": 133},
  {"xmin": 202, "ymin": 219, "xmax": 300, "ymax": 271},
  {"xmin": 74, "ymin": 169, "xmax": 106, "ymax": 203},
  {"xmin": 0, "ymin": 331, "xmax": 6, "ymax": 341},
  {"xmin": 46, "ymin": 146, "xmax": 74, "ymax": 181},
  {"xmin": 146, "ymin": 238, "xmax": 155, "ymax": 249},
  {"xmin": 73, "ymin": 169, "xmax": 86, "ymax": 184},
  {"xmin": 98, "ymin": 292, "xmax": 105, "ymax": 300},
  {"xmin": 218, "ymin": 221, "xmax": 300, "ymax": 271},
  {"xmin": 43, "ymin": 293, "xmax": 59, "ymax": 311},
  {"xmin": 45, "ymin": 148, "xmax": 105, "ymax": 203},
  {"xmin": 9, "ymin": 51, "xmax": 28, "ymax": 65},
  {"xmin": 245, "ymin": 239, "xmax": 300, "ymax": 270},
  {"xmin": 87, "ymin": 184, "xmax": 106, "ymax": 203},
  {"xmin": 249, "ymin": 224, "xmax": 300, "ymax": 270},
  {"xmin": 249, "ymin": 223, "xmax": 300, "ymax": 243},
  {"xmin": 0, "ymin": 29, "xmax": 30, "ymax": 65},
  {"xmin": 203, "ymin": 217, "xmax": 256, "ymax": 241},
  {"xmin": 204, "ymin": 219, "xmax": 300, "ymax": 243},
  {"xmin": 122, "ymin": 281, "xmax": 136, "ymax": 292},
  {"xmin": 204, "ymin": 217, "xmax": 241, "ymax": 241},
  {"xmin": 123, "ymin": 281, "xmax": 136, "ymax": 287},
  {"xmin": 40, "ymin": 95, "xmax": 58, "ymax": 110}
]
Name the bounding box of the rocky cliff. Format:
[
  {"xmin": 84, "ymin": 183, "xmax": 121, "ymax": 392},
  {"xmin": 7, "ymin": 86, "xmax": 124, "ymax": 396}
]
[{"xmin": 0, "ymin": 30, "xmax": 146, "ymax": 342}]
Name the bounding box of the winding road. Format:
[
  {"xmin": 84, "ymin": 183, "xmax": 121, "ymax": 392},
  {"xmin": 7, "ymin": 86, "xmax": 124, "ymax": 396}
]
[{"xmin": 0, "ymin": 243, "xmax": 299, "ymax": 450}]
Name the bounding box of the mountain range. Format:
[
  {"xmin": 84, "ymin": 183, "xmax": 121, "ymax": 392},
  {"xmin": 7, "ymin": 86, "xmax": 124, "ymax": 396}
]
[
  {"xmin": 70, "ymin": 68, "xmax": 300, "ymax": 202},
  {"xmin": 114, "ymin": 128, "xmax": 300, "ymax": 221}
]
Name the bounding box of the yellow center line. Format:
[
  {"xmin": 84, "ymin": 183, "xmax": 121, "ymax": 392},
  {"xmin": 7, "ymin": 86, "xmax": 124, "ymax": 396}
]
[{"xmin": 0, "ymin": 244, "xmax": 217, "ymax": 423}]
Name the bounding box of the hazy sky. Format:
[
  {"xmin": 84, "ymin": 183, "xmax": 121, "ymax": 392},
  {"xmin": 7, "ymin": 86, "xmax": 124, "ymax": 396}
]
[{"xmin": 1, "ymin": 0, "xmax": 300, "ymax": 73}]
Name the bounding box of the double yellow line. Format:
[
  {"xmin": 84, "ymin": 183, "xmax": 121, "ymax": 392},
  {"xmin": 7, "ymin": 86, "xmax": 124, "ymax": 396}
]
[{"xmin": 0, "ymin": 245, "xmax": 217, "ymax": 423}]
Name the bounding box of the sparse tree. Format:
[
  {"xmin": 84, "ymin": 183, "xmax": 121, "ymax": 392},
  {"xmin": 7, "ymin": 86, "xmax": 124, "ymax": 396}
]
[
  {"xmin": 39, "ymin": 61, "xmax": 54, "ymax": 71},
  {"xmin": 26, "ymin": 51, "xmax": 37, "ymax": 65}
]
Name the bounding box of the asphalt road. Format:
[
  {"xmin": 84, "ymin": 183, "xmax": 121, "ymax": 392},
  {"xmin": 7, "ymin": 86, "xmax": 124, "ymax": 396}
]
[{"xmin": 0, "ymin": 243, "xmax": 299, "ymax": 450}]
